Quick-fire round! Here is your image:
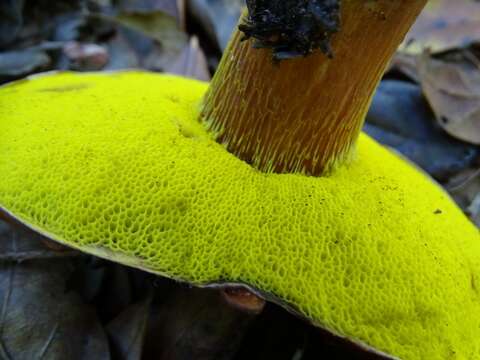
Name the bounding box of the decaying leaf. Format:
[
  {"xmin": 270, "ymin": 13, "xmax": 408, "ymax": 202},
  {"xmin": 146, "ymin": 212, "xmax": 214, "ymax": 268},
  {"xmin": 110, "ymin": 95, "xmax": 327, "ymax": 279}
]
[
  {"xmin": 468, "ymin": 191, "xmax": 480, "ymax": 228},
  {"xmin": 417, "ymin": 51, "xmax": 480, "ymax": 145},
  {"xmin": 63, "ymin": 41, "xmax": 109, "ymax": 71},
  {"xmin": 388, "ymin": 52, "xmax": 420, "ymax": 83},
  {"xmin": 447, "ymin": 167, "xmax": 480, "ymax": 225},
  {"xmin": 166, "ymin": 36, "xmax": 210, "ymax": 81},
  {"xmin": 0, "ymin": 49, "xmax": 50, "ymax": 78},
  {"xmin": 91, "ymin": 9, "xmax": 188, "ymax": 71},
  {"xmin": 187, "ymin": 0, "xmax": 243, "ymax": 50},
  {"xmin": 365, "ymin": 80, "xmax": 479, "ymax": 180},
  {"xmin": 104, "ymin": 31, "xmax": 141, "ymax": 70},
  {"xmin": 0, "ymin": 0, "xmax": 24, "ymax": 47},
  {"xmin": 107, "ymin": 297, "xmax": 152, "ymax": 360},
  {"xmin": 401, "ymin": 0, "xmax": 480, "ymax": 54},
  {"xmin": 0, "ymin": 220, "xmax": 110, "ymax": 359},
  {"xmin": 115, "ymin": 0, "xmax": 186, "ymax": 29},
  {"xmin": 96, "ymin": 9, "xmax": 187, "ymax": 52},
  {"xmin": 143, "ymin": 286, "xmax": 257, "ymax": 360}
]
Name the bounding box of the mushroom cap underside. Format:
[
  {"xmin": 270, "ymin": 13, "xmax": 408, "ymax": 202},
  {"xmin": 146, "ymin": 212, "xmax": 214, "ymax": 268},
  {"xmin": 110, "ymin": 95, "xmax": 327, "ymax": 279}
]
[{"xmin": 1, "ymin": 71, "xmax": 479, "ymax": 359}]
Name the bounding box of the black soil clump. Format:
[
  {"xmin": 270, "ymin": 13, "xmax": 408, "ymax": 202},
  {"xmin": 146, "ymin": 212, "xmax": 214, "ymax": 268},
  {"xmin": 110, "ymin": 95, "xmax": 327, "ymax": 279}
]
[{"xmin": 239, "ymin": 0, "xmax": 341, "ymax": 61}]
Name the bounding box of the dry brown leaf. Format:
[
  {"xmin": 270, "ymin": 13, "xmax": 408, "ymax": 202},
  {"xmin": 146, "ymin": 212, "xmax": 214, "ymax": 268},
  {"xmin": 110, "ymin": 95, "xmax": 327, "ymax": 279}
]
[{"xmin": 417, "ymin": 51, "xmax": 480, "ymax": 144}]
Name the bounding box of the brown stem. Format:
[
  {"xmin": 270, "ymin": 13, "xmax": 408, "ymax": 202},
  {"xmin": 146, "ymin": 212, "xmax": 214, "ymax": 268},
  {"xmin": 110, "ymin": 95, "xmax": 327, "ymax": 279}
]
[{"xmin": 201, "ymin": 0, "xmax": 427, "ymax": 176}]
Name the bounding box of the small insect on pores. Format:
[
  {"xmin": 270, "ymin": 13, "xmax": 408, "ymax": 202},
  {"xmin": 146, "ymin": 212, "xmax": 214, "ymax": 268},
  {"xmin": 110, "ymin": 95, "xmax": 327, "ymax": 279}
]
[{"xmin": 239, "ymin": 0, "xmax": 341, "ymax": 61}]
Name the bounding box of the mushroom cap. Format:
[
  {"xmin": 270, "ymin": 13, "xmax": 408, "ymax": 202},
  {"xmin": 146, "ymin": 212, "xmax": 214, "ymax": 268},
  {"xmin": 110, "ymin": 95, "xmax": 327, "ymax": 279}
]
[{"xmin": 1, "ymin": 71, "xmax": 480, "ymax": 359}]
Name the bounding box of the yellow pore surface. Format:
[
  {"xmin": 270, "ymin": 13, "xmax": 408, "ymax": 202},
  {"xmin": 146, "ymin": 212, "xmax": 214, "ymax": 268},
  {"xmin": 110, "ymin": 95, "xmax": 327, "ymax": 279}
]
[{"xmin": 1, "ymin": 72, "xmax": 480, "ymax": 359}]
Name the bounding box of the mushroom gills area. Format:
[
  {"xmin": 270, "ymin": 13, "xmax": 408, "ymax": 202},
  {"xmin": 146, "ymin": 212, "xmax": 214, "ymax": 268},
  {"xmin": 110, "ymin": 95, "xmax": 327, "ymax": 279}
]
[{"xmin": 1, "ymin": 72, "xmax": 480, "ymax": 360}]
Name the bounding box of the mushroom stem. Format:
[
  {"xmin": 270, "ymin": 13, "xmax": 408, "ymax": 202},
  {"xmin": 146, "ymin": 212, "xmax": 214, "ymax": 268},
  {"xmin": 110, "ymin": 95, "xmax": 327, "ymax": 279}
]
[{"xmin": 200, "ymin": 0, "xmax": 426, "ymax": 176}]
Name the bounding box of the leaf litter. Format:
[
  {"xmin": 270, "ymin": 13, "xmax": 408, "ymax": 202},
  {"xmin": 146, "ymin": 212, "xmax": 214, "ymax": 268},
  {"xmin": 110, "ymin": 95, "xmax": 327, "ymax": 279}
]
[{"xmin": 2, "ymin": 0, "xmax": 480, "ymax": 359}]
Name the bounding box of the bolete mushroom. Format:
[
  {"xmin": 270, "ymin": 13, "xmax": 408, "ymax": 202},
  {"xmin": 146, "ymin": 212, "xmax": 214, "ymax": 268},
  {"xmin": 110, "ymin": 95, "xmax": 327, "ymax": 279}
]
[{"xmin": 1, "ymin": 0, "xmax": 479, "ymax": 358}]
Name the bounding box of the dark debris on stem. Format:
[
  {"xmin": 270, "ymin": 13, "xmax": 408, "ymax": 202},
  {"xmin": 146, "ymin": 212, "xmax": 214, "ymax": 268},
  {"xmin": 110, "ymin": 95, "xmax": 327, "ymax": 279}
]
[{"xmin": 239, "ymin": 0, "xmax": 341, "ymax": 61}]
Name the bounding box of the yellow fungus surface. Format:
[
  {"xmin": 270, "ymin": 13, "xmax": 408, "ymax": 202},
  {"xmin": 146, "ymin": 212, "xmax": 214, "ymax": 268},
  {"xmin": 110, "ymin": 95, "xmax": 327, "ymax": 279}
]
[{"xmin": 1, "ymin": 72, "xmax": 480, "ymax": 359}]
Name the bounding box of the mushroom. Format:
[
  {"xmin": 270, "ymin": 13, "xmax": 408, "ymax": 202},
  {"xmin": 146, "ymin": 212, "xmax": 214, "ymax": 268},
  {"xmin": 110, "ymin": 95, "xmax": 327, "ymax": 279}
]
[{"xmin": 1, "ymin": 0, "xmax": 479, "ymax": 358}]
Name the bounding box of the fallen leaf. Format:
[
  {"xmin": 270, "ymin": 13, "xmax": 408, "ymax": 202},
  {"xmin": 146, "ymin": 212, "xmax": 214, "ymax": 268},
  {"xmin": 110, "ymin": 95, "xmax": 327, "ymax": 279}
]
[
  {"xmin": 186, "ymin": 0, "xmax": 243, "ymax": 50},
  {"xmin": 12, "ymin": 2, "xmax": 84, "ymax": 49},
  {"xmin": 63, "ymin": 41, "xmax": 109, "ymax": 71},
  {"xmin": 0, "ymin": 220, "xmax": 110, "ymax": 359},
  {"xmin": 166, "ymin": 36, "xmax": 211, "ymax": 81},
  {"xmin": 113, "ymin": 11, "xmax": 187, "ymax": 52},
  {"xmin": 388, "ymin": 52, "xmax": 420, "ymax": 83},
  {"xmin": 116, "ymin": 0, "xmax": 186, "ymax": 28},
  {"xmin": 106, "ymin": 297, "xmax": 152, "ymax": 360},
  {"xmin": 365, "ymin": 80, "xmax": 479, "ymax": 180},
  {"xmin": 468, "ymin": 191, "xmax": 480, "ymax": 227},
  {"xmin": 446, "ymin": 167, "xmax": 480, "ymax": 224},
  {"xmin": 401, "ymin": 0, "xmax": 480, "ymax": 54},
  {"xmin": 0, "ymin": 0, "xmax": 24, "ymax": 47},
  {"xmin": 104, "ymin": 31, "xmax": 141, "ymax": 70},
  {"xmin": 92, "ymin": 9, "xmax": 188, "ymax": 70},
  {"xmin": 0, "ymin": 49, "xmax": 50, "ymax": 78},
  {"xmin": 74, "ymin": 261, "xmax": 135, "ymax": 322},
  {"xmin": 53, "ymin": 12, "xmax": 86, "ymax": 42},
  {"xmin": 417, "ymin": 51, "xmax": 480, "ymax": 145},
  {"xmin": 143, "ymin": 286, "xmax": 255, "ymax": 360}
]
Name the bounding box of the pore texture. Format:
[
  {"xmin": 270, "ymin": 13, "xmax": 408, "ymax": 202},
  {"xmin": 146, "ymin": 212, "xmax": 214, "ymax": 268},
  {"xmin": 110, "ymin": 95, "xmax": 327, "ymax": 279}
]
[{"xmin": 1, "ymin": 72, "xmax": 480, "ymax": 359}]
